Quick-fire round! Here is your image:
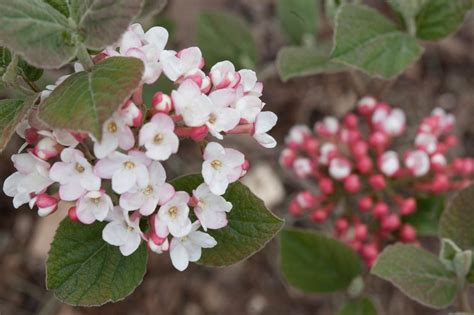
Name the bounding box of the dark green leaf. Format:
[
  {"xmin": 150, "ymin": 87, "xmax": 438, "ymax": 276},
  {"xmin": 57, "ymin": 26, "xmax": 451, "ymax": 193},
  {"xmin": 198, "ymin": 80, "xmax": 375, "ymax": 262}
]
[
  {"xmin": 276, "ymin": 45, "xmax": 346, "ymax": 81},
  {"xmin": 277, "ymin": 0, "xmax": 319, "ymax": 45},
  {"xmin": 69, "ymin": 0, "xmax": 144, "ymax": 50},
  {"xmin": 371, "ymin": 243, "xmax": 457, "ymax": 309},
  {"xmin": 0, "ymin": 47, "xmax": 11, "ymax": 77},
  {"xmin": 43, "ymin": 0, "xmax": 70, "ymax": 16},
  {"xmin": 337, "ymin": 297, "xmax": 378, "ymax": 315},
  {"xmin": 47, "ymin": 218, "xmax": 148, "ymax": 306},
  {"xmin": 39, "ymin": 56, "xmax": 144, "ymax": 139},
  {"xmin": 196, "ymin": 11, "xmax": 258, "ymax": 69},
  {"xmin": 171, "ymin": 174, "xmax": 284, "ymax": 267},
  {"xmin": 403, "ymin": 195, "xmax": 445, "ymax": 236},
  {"xmin": 0, "ymin": 97, "xmax": 37, "ymax": 151},
  {"xmin": 0, "ymin": 0, "xmax": 77, "ymax": 69},
  {"xmin": 331, "ymin": 4, "xmax": 424, "ymax": 79},
  {"xmin": 280, "ymin": 228, "xmax": 362, "ymax": 293},
  {"xmin": 0, "ymin": 47, "xmax": 43, "ymax": 82},
  {"xmin": 416, "ymin": 0, "xmax": 473, "ymax": 40}
]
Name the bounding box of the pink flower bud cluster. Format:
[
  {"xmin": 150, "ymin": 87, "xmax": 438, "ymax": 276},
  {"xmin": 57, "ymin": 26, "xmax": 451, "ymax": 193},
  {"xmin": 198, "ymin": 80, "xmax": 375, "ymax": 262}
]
[
  {"xmin": 281, "ymin": 97, "xmax": 473, "ymax": 266},
  {"xmin": 2, "ymin": 24, "xmax": 277, "ymax": 272}
]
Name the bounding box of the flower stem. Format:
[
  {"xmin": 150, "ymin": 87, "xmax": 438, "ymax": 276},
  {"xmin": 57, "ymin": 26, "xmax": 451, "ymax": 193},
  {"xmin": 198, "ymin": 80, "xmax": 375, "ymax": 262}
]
[
  {"xmin": 76, "ymin": 44, "xmax": 94, "ymax": 71},
  {"xmin": 460, "ymin": 285, "xmax": 472, "ymax": 312}
]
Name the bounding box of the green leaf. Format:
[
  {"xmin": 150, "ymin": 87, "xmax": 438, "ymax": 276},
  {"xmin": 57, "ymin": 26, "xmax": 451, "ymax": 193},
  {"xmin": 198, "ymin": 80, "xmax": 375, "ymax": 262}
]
[
  {"xmin": 47, "ymin": 218, "xmax": 148, "ymax": 306},
  {"xmin": 276, "ymin": 45, "xmax": 346, "ymax": 81},
  {"xmin": 0, "ymin": 97, "xmax": 36, "ymax": 151},
  {"xmin": 138, "ymin": 0, "xmax": 167, "ymax": 20},
  {"xmin": 403, "ymin": 195, "xmax": 445, "ymax": 236},
  {"xmin": 416, "ymin": 0, "xmax": 473, "ymax": 40},
  {"xmin": 0, "ymin": 47, "xmax": 43, "ymax": 82},
  {"xmin": 337, "ymin": 297, "xmax": 378, "ymax": 315},
  {"xmin": 331, "ymin": 4, "xmax": 424, "ymax": 79},
  {"xmin": 0, "ymin": 0, "xmax": 77, "ymax": 69},
  {"xmin": 43, "ymin": 0, "xmax": 70, "ymax": 16},
  {"xmin": 280, "ymin": 228, "xmax": 362, "ymax": 293},
  {"xmin": 371, "ymin": 243, "xmax": 457, "ymax": 309},
  {"xmin": 277, "ymin": 0, "xmax": 319, "ymax": 45},
  {"xmin": 388, "ymin": 0, "xmax": 428, "ymax": 22},
  {"xmin": 171, "ymin": 174, "xmax": 284, "ymax": 267},
  {"xmin": 39, "ymin": 56, "xmax": 144, "ymax": 139},
  {"xmin": 196, "ymin": 11, "xmax": 258, "ymax": 69},
  {"xmin": 69, "ymin": 0, "xmax": 144, "ymax": 50}
]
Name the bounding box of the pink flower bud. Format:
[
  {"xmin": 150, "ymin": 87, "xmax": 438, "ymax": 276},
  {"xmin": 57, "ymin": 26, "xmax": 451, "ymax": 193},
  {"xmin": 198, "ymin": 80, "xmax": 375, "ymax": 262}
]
[
  {"xmin": 343, "ymin": 113, "xmax": 358, "ymax": 129},
  {"xmin": 430, "ymin": 153, "xmax": 447, "ymax": 172},
  {"xmin": 36, "ymin": 193, "xmax": 58, "ymax": 217},
  {"xmin": 349, "ymin": 240, "xmax": 363, "ymax": 252},
  {"xmin": 399, "ymin": 197, "xmax": 416, "ymax": 216},
  {"xmin": 329, "ymin": 157, "xmax": 352, "ymax": 180},
  {"xmin": 190, "ymin": 125, "xmax": 209, "ymax": 141},
  {"xmin": 357, "ymin": 96, "xmax": 377, "ymax": 115},
  {"xmin": 351, "ymin": 140, "xmax": 368, "ymax": 158},
  {"xmin": 369, "ymin": 131, "xmax": 388, "ymax": 150},
  {"xmin": 379, "ymin": 151, "xmax": 400, "ymax": 177},
  {"xmin": 279, "ymin": 148, "xmax": 296, "ymax": 168},
  {"xmin": 431, "ymin": 173, "xmax": 449, "ymax": 193},
  {"xmin": 405, "ymin": 150, "xmax": 430, "ymax": 177},
  {"xmin": 311, "ymin": 209, "xmax": 328, "ymax": 223},
  {"xmin": 373, "ymin": 202, "xmax": 389, "ymax": 219},
  {"xmin": 357, "ymin": 156, "xmax": 373, "ymax": 174},
  {"xmin": 319, "ymin": 177, "xmax": 334, "ymax": 195},
  {"xmin": 25, "ymin": 128, "xmax": 39, "ymax": 144},
  {"xmin": 68, "ymin": 206, "xmax": 79, "ymax": 222},
  {"xmin": 361, "ymin": 243, "xmax": 378, "ymax": 260},
  {"xmin": 121, "ymin": 101, "xmax": 143, "ymax": 127},
  {"xmin": 33, "ymin": 137, "xmax": 60, "ymax": 160},
  {"xmin": 381, "ymin": 214, "xmax": 401, "ymax": 232},
  {"xmin": 358, "ymin": 196, "xmax": 373, "ymax": 212},
  {"xmin": 443, "ymin": 135, "xmax": 458, "ymax": 148},
  {"xmin": 335, "ymin": 218, "xmax": 349, "ymax": 234},
  {"xmin": 368, "ymin": 174, "xmax": 386, "ymax": 190},
  {"xmin": 289, "ymin": 199, "xmax": 302, "ymax": 216},
  {"xmin": 344, "ymin": 174, "xmax": 361, "ymax": 193},
  {"xmin": 315, "ymin": 117, "xmax": 339, "ymax": 137},
  {"xmin": 296, "ymin": 191, "xmax": 317, "ymax": 208},
  {"xmin": 303, "ymin": 138, "xmax": 319, "ymax": 155},
  {"xmin": 152, "ymin": 92, "xmax": 173, "ymax": 114},
  {"xmin": 399, "ymin": 224, "xmax": 417, "ymax": 243},
  {"xmin": 293, "ymin": 158, "xmax": 313, "ymax": 178},
  {"xmin": 354, "ymin": 224, "xmax": 368, "ymax": 241}
]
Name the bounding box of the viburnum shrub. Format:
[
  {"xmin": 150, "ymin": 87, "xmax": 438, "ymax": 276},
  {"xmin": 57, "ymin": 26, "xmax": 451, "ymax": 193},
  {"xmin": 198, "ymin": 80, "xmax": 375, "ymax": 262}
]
[
  {"xmin": 0, "ymin": 0, "xmax": 283, "ymax": 307},
  {"xmin": 281, "ymin": 96, "xmax": 474, "ymax": 266}
]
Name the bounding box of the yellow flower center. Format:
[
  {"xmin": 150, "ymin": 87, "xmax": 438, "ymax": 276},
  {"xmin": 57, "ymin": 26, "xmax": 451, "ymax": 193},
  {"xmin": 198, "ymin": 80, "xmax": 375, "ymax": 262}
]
[
  {"xmin": 211, "ymin": 159, "xmax": 222, "ymax": 169},
  {"xmin": 91, "ymin": 197, "xmax": 101, "ymax": 204},
  {"xmin": 143, "ymin": 185, "xmax": 154, "ymax": 195},
  {"xmin": 154, "ymin": 133, "xmax": 164, "ymax": 144},
  {"xmin": 168, "ymin": 206, "xmax": 178, "ymax": 218},
  {"xmin": 123, "ymin": 161, "xmax": 135, "ymax": 169},
  {"xmin": 208, "ymin": 113, "xmax": 217, "ymax": 124},
  {"xmin": 75, "ymin": 163, "xmax": 85, "ymax": 173},
  {"xmin": 107, "ymin": 121, "xmax": 118, "ymax": 133}
]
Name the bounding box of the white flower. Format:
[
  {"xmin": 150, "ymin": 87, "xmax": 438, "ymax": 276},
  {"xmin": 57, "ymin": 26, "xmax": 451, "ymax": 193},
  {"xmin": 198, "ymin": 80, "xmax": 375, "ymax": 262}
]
[
  {"xmin": 3, "ymin": 153, "xmax": 53, "ymax": 208},
  {"xmin": 253, "ymin": 111, "xmax": 277, "ymax": 148},
  {"xmin": 293, "ymin": 157, "xmax": 313, "ymax": 178},
  {"xmin": 405, "ymin": 150, "xmax": 430, "ymax": 177},
  {"xmin": 76, "ymin": 190, "xmax": 114, "ymax": 224},
  {"xmin": 192, "ymin": 183, "xmax": 232, "ymax": 230},
  {"xmin": 319, "ymin": 143, "xmax": 337, "ymax": 165},
  {"xmin": 237, "ymin": 69, "xmax": 262, "ymax": 96},
  {"xmin": 102, "ymin": 207, "xmax": 143, "ymax": 256},
  {"xmin": 209, "ymin": 61, "xmax": 240, "ymax": 89},
  {"xmin": 233, "ymin": 94, "xmax": 263, "ymax": 123},
  {"xmin": 171, "ymin": 79, "xmax": 213, "ymax": 127},
  {"xmin": 139, "ymin": 113, "xmax": 179, "ymax": 160},
  {"xmin": 49, "ymin": 148, "xmax": 101, "ymax": 201},
  {"xmin": 155, "ymin": 191, "xmax": 192, "ymax": 238},
  {"xmin": 379, "ymin": 150, "xmax": 400, "ymax": 177},
  {"xmin": 169, "ymin": 222, "xmax": 217, "ymax": 271},
  {"xmin": 94, "ymin": 151, "xmax": 151, "ymax": 194},
  {"xmin": 415, "ymin": 132, "xmax": 438, "ymax": 154},
  {"xmin": 202, "ymin": 142, "xmax": 245, "ymax": 195},
  {"xmin": 148, "ymin": 237, "xmax": 169, "ymax": 254},
  {"xmin": 329, "ymin": 158, "xmax": 352, "ymax": 180},
  {"xmin": 161, "ymin": 47, "xmax": 203, "ymax": 81},
  {"xmin": 372, "ymin": 107, "xmax": 406, "ymax": 136},
  {"xmin": 285, "ymin": 125, "xmax": 311, "ymax": 145},
  {"xmin": 120, "ymin": 161, "xmax": 175, "ymax": 216},
  {"xmin": 206, "ymin": 89, "xmax": 240, "ymax": 139},
  {"xmin": 315, "ymin": 116, "xmax": 339, "ymax": 136},
  {"xmin": 93, "ymin": 113, "xmax": 135, "ymax": 159}
]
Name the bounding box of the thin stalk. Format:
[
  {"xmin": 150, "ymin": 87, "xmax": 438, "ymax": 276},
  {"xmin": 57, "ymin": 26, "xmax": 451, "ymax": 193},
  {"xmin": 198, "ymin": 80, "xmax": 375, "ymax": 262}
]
[
  {"xmin": 21, "ymin": 73, "xmax": 40, "ymax": 93},
  {"xmin": 76, "ymin": 44, "xmax": 94, "ymax": 71},
  {"xmin": 460, "ymin": 285, "xmax": 472, "ymax": 312}
]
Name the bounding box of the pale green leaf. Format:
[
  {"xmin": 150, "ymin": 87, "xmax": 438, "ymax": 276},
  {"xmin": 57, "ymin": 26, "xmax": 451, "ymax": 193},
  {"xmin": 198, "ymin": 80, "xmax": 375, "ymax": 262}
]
[
  {"xmin": 171, "ymin": 174, "xmax": 284, "ymax": 267},
  {"xmin": 388, "ymin": 0, "xmax": 428, "ymax": 21},
  {"xmin": 416, "ymin": 0, "xmax": 473, "ymax": 40},
  {"xmin": 196, "ymin": 11, "xmax": 258, "ymax": 69},
  {"xmin": 276, "ymin": 45, "xmax": 345, "ymax": 81},
  {"xmin": 371, "ymin": 243, "xmax": 457, "ymax": 309},
  {"xmin": 42, "ymin": 0, "xmax": 70, "ymax": 16},
  {"xmin": 337, "ymin": 297, "xmax": 378, "ymax": 315},
  {"xmin": 47, "ymin": 218, "xmax": 148, "ymax": 306},
  {"xmin": 0, "ymin": 96, "xmax": 37, "ymax": 151},
  {"xmin": 280, "ymin": 228, "xmax": 362, "ymax": 293},
  {"xmin": 277, "ymin": 0, "xmax": 319, "ymax": 45},
  {"xmin": 331, "ymin": 4, "xmax": 424, "ymax": 79},
  {"xmin": 0, "ymin": 0, "xmax": 77, "ymax": 69},
  {"xmin": 39, "ymin": 56, "xmax": 144, "ymax": 139}
]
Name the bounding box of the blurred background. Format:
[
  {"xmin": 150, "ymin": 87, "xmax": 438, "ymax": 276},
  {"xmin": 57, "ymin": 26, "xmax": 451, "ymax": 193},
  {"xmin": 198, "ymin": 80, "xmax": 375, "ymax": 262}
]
[{"xmin": 0, "ymin": 0, "xmax": 473, "ymax": 314}]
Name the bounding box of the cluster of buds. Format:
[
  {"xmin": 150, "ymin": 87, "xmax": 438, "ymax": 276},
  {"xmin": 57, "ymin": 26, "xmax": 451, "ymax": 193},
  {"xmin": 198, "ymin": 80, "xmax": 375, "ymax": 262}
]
[
  {"xmin": 281, "ymin": 97, "xmax": 473, "ymax": 266},
  {"xmin": 3, "ymin": 24, "xmax": 277, "ymax": 271}
]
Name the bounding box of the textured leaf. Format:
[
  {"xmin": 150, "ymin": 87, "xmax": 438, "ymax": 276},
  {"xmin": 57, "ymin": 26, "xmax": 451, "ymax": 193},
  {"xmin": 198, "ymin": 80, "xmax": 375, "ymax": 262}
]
[
  {"xmin": 388, "ymin": 0, "xmax": 428, "ymax": 21},
  {"xmin": 139, "ymin": 0, "xmax": 167, "ymax": 20},
  {"xmin": 39, "ymin": 56, "xmax": 144, "ymax": 139},
  {"xmin": 416, "ymin": 0, "xmax": 473, "ymax": 40},
  {"xmin": 280, "ymin": 228, "xmax": 362, "ymax": 293},
  {"xmin": 70, "ymin": 0, "xmax": 144, "ymax": 50},
  {"xmin": 171, "ymin": 174, "xmax": 284, "ymax": 267},
  {"xmin": 0, "ymin": 0, "xmax": 77, "ymax": 69},
  {"xmin": 337, "ymin": 297, "xmax": 378, "ymax": 315},
  {"xmin": 331, "ymin": 4, "xmax": 424, "ymax": 79},
  {"xmin": 197, "ymin": 11, "xmax": 258, "ymax": 69},
  {"xmin": 277, "ymin": 45, "xmax": 345, "ymax": 81},
  {"xmin": 403, "ymin": 195, "xmax": 445, "ymax": 236},
  {"xmin": 371, "ymin": 243, "xmax": 457, "ymax": 309},
  {"xmin": 277, "ymin": 0, "xmax": 319, "ymax": 45},
  {"xmin": 43, "ymin": 0, "xmax": 70, "ymax": 16},
  {"xmin": 47, "ymin": 218, "xmax": 148, "ymax": 306},
  {"xmin": 0, "ymin": 47, "xmax": 43, "ymax": 81},
  {"xmin": 0, "ymin": 97, "xmax": 36, "ymax": 151},
  {"xmin": 0, "ymin": 47, "xmax": 11, "ymax": 77}
]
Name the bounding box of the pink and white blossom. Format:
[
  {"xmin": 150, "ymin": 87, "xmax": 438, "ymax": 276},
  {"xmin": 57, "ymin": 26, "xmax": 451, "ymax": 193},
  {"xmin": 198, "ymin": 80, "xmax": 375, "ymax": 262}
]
[
  {"xmin": 379, "ymin": 151, "xmax": 400, "ymax": 177},
  {"xmin": 161, "ymin": 47, "xmax": 203, "ymax": 81},
  {"xmin": 102, "ymin": 207, "xmax": 143, "ymax": 256},
  {"xmin": 155, "ymin": 191, "xmax": 192, "ymax": 238},
  {"xmin": 76, "ymin": 190, "xmax": 114, "ymax": 224},
  {"xmin": 139, "ymin": 113, "xmax": 179, "ymax": 160},
  {"xmin": 405, "ymin": 150, "xmax": 430, "ymax": 177},
  {"xmin": 93, "ymin": 113, "xmax": 135, "ymax": 159},
  {"xmin": 253, "ymin": 111, "xmax": 277, "ymax": 148},
  {"xmin": 209, "ymin": 61, "xmax": 240, "ymax": 89},
  {"xmin": 192, "ymin": 183, "xmax": 232, "ymax": 230}
]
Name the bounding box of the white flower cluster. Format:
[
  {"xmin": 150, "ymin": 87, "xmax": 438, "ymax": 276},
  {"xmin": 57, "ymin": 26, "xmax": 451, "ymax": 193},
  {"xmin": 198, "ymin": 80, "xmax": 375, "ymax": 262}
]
[{"xmin": 3, "ymin": 24, "xmax": 277, "ymax": 271}]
